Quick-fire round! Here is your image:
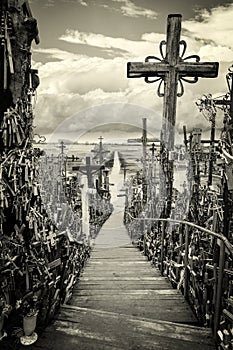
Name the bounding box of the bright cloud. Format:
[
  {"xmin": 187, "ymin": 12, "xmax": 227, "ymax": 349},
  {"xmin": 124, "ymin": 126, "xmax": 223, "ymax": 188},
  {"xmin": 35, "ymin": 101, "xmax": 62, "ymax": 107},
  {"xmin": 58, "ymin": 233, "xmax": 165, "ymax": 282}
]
[
  {"xmin": 59, "ymin": 27, "xmax": 233, "ymax": 63},
  {"xmin": 59, "ymin": 29, "xmax": 165, "ymax": 59},
  {"xmin": 78, "ymin": 0, "xmax": 88, "ymax": 6},
  {"xmin": 111, "ymin": 0, "xmax": 157, "ymax": 19},
  {"xmin": 33, "ymin": 4, "xmax": 233, "ymax": 139},
  {"xmin": 34, "ymin": 46, "xmax": 226, "ymax": 138},
  {"xmin": 183, "ymin": 4, "xmax": 233, "ymax": 50}
]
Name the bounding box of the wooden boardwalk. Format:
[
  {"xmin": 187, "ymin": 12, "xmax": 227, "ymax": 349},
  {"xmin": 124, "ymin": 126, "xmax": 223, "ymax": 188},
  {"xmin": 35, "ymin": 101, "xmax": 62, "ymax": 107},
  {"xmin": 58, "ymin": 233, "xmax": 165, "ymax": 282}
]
[
  {"xmin": 24, "ymin": 224, "xmax": 215, "ymax": 349},
  {"xmin": 16, "ymin": 156, "xmax": 215, "ymax": 349}
]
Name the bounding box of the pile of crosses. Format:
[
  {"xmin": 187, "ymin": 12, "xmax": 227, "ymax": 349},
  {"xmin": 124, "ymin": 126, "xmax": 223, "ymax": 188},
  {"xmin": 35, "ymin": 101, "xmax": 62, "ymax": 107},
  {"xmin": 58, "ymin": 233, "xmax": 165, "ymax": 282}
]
[
  {"xmin": 39, "ymin": 148, "xmax": 113, "ymax": 242},
  {"xmin": 0, "ymin": 1, "xmax": 90, "ymax": 346},
  {"xmin": 125, "ymin": 14, "xmax": 233, "ymax": 347}
]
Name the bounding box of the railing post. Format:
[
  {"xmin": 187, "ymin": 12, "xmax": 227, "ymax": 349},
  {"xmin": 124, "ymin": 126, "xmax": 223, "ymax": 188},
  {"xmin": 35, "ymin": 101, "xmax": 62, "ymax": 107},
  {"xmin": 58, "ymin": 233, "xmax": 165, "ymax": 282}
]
[
  {"xmin": 184, "ymin": 224, "xmax": 189, "ymax": 300},
  {"xmin": 214, "ymin": 240, "xmax": 225, "ymax": 340},
  {"xmin": 160, "ymin": 221, "xmax": 165, "ymax": 275},
  {"xmin": 142, "ymin": 212, "xmax": 146, "ymax": 254}
]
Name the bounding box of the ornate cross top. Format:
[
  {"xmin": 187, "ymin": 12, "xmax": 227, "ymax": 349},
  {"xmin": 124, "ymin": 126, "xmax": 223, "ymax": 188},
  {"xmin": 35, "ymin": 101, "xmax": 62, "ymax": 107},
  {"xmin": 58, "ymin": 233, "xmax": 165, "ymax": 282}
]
[{"xmin": 127, "ymin": 14, "xmax": 219, "ymax": 151}]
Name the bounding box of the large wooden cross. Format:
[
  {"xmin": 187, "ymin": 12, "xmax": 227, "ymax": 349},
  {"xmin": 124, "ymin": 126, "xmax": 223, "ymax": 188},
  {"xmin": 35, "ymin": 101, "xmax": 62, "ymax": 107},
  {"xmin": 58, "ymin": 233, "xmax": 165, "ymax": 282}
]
[
  {"xmin": 127, "ymin": 14, "xmax": 218, "ymax": 151},
  {"xmin": 127, "ymin": 14, "xmax": 219, "ymax": 217}
]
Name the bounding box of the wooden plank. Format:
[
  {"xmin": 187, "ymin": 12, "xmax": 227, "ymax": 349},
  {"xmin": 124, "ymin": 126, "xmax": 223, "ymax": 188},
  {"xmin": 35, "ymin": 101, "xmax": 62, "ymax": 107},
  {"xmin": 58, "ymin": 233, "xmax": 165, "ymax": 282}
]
[
  {"xmin": 80, "ymin": 276, "xmax": 165, "ymax": 281},
  {"xmin": 89, "ymin": 257, "xmax": 146, "ymax": 261},
  {"xmin": 55, "ymin": 305, "xmax": 214, "ymax": 348},
  {"xmin": 83, "ymin": 266, "xmax": 157, "ymax": 271},
  {"xmin": 72, "ymin": 294, "xmax": 184, "ymax": 302},
  {"xmin": 69, "ymin": 298, "xmax": 197, "ymax": 324},
  {"xmin": 76, "ymin": 284, "xmax": 172, "ymax": 290},
  {"xmin": 82, "ymin": 269, "xmax": 158, "ymax": 275},
  {"xmin": 71, "ymin": 289, "xmax": 182, "ymax": 296},
  {"xmin": 86, "ymin": 261, "xmax": 150, "ymax": 265},
  {"xmin": 127, "ymin": 62, "xmax": 218, "ymax": 78}
]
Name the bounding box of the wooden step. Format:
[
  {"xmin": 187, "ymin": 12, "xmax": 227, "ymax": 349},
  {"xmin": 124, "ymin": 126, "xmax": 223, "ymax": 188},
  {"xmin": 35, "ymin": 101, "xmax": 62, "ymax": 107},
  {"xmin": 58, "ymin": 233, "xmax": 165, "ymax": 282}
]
[{"xmin": 42, "ymin": 305, "xmax": 213, "ymax": 350}]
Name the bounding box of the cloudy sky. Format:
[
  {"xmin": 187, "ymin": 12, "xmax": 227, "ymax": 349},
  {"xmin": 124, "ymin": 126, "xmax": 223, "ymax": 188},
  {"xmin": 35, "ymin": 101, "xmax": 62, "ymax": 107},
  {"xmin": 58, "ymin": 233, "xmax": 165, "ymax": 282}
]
[{"xmin": 29, "ymin": 0, "xmax": 233, "ymax": 142}]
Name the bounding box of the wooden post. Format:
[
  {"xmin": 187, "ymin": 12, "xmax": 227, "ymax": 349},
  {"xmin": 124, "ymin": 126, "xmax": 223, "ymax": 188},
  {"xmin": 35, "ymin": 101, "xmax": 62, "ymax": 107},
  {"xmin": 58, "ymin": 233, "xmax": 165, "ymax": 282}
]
[
  {"xmin": 142, "ymin": 212, "xmax": 146, "ymax": 254},
  {"xmin": 97, "ymin": 136, "xmax": 103, "ymax": 188},
  {"xmin": 142, "ymin": 118, "xmax": 147, "ymax": 161},
  {"xmin": 160, "ymin": 221, "xmax": 165, "ymax": 275},
  {"xmin": 184, "ymin": 224, "xmax": 189, "ymax": 299},
  {"xmin": 142, "ymin": 118, "xmax": 147, "ymax": 203},
  {"xmin": 214, "ymin": 241, "xmax": 225, "ymax": 339},
  {"xmin": 80, "ymin": 175, "xmax": 90, "ymax": 241},
  {"xmin": 208, "ymin": 113, "xmax": 216, "ymax": 186}
]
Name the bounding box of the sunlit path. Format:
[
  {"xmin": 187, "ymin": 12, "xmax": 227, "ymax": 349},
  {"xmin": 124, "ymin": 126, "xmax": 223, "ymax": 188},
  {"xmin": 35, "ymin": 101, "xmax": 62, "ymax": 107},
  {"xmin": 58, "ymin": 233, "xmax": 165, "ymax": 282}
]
[{"xmin": 94, "ymin": 151, "xmax": 131, "ymax": 248}]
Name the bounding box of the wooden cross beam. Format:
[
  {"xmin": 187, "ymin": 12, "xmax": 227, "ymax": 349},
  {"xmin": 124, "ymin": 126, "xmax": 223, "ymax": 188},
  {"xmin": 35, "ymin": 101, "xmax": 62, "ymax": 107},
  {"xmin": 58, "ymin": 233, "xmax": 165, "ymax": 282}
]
[
  {"xmin": 72, "ymin": 156, "xmax": 104, "ymax": 188},
  {"xmin": 127, "ymin": 14, "xmax": 219, "ymax": 151}
]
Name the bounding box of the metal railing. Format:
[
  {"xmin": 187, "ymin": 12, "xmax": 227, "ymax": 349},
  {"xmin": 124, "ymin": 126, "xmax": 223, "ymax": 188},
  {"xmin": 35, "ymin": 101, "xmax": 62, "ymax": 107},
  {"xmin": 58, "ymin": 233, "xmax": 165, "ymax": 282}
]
[{"xmin": 125, "ymin": 212, "xmax": 233, "ymax": 341}]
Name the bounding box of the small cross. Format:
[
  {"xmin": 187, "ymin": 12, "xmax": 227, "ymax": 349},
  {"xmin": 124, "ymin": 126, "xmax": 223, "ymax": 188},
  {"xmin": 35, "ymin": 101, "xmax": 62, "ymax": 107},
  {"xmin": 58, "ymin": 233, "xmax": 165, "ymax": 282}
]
[
  {"xmin": 58, "ymin": 141, "xmax": 66, "ymax": 155},
  {"xmin": 150, "ymin": 143, "xmax": 156, "ymax": 157}
]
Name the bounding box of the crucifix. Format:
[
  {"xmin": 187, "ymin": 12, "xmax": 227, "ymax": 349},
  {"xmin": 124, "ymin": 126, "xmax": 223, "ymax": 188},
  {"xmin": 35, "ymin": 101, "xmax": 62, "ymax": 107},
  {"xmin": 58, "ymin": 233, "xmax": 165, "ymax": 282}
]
[
  {"xmin": 127, "ymin": 14, "xmax": 219, "ymax": 217},
  {"xmin": 72, "ymin": 156, "xmax": 104, "ymax": 189},
  {"xmin": 72, "ymin": 157, "xmax": 104, "ymax": 240}
]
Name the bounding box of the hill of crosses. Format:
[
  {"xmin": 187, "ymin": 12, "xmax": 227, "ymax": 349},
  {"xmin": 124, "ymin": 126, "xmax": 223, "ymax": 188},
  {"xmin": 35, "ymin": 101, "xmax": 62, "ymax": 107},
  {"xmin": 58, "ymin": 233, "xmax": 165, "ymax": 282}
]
[{"xmin": 1, "ymin": 2, "xmax": 233, "ymax": 350}]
